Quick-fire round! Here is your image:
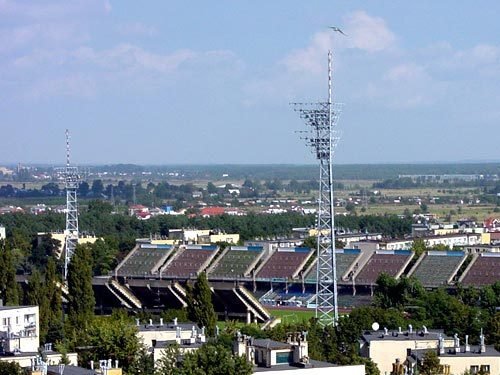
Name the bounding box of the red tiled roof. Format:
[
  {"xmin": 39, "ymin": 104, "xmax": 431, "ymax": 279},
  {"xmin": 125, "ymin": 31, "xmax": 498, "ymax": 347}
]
[{"xmin": 201, "ymin": 207, "xmax": 225, "ymax": 216}]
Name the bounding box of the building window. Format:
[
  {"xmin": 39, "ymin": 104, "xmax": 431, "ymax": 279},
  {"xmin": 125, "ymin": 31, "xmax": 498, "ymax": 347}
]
[
  {"xmin": 480, "ymin": 365, "xmax": 490, "ymax": 374},
  {"xmin": 276, "ymin": 351, "xmax": 293, "ymax": 364},
  {"xmin": 470, "ymin": 365, "xmax": 479, "ymax": 374}
]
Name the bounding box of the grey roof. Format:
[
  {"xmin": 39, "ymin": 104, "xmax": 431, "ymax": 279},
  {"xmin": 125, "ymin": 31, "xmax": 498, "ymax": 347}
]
[
  {"xmin": 137, "ymin": 322, "xmax": 200, "ymax": 332},
  {"xmin": 0, "ymin": 305, "xmax": 36, "ymax": 311},
  {"xmin": 47, "ymin": 365, "xmax": 98, "ymax": 375},
  {"xmin": 360, "ymin": 330, "xmax": 450, "ymax": 344},
  {"xmin": 252, "ymin": 339, "xmax": 292, "ymax": 350},
  {"xmin": 254, "ymin": 359, "xmax": 339, "ymax": 372}
]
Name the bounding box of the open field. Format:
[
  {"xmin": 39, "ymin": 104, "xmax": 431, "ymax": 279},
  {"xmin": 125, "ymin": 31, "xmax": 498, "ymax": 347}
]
[{"xmin": 268, "ymin": 308, "xmax": 316, "ymax": 323}]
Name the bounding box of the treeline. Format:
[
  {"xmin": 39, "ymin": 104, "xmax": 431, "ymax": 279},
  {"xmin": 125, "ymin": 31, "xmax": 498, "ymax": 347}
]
[
  {"xmin": 374, "ymin": 177, "xmax": 500, "ymax": 190},
  {"xmin": 0, "ymin": 203, "xmax": 413, "ymax": 277},
  {"xmin": 0, "ymin": 202, "xmax": 413, "ymax": 245}
]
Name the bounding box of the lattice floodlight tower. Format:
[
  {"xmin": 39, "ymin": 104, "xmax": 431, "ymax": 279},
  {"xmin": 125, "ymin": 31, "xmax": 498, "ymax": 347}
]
[
  {"xmin": 63, "ymin": 129, "xmax": 79, "ymax": 280},
  {"xmin": 291, "ymin": 51, "xmax": 342, "ymax": 326}
]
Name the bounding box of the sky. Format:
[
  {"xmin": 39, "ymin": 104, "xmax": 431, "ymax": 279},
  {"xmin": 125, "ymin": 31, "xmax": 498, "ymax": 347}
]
[{"xmin": 1, "ymin": 1, "xmax": 500, "ymax": 165}]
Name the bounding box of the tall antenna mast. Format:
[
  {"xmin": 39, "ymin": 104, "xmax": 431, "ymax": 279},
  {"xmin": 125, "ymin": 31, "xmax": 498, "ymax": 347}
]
[
  {"xmin": 291, "ymin": 43, "xmax": 343, "ymax": 326},
  {"xmin": 64, "ymin": 129, "xmax": 79, "ymax": 280}
]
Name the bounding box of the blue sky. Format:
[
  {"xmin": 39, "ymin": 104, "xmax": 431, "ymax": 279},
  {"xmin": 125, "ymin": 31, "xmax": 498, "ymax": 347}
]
[{"xmin": 1, "ymin": 1, "xmax": 499, "ymax": 165}]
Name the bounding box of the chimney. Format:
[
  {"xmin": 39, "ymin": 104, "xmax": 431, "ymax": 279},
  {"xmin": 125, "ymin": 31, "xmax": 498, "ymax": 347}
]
[
  {"xmin": 438, "ymin": 334, "xmax": 445, "ymax": 355},
  {"xmin": 479, "ymin": 329, "xmax": 486, "ymax": 353},
  {"xmin": 454, "ymin": 334, "xmax": 460, "ymax": 353}
]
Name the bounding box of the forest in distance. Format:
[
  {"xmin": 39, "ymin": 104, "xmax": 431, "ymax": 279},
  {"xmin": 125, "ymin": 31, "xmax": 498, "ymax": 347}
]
[{"xmin": 2, "ymin": 162, "xmax": 500, "ymax": 182}]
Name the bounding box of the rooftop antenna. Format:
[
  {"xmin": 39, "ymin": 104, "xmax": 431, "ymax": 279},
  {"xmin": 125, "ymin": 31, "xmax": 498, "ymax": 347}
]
[
  {"xmin": 291, "ymin": 27, "xmax": 345, "ymax": 326},
  {"xmin": 63, "ymin": 129, "xmax": 79, "ymax": 280}
]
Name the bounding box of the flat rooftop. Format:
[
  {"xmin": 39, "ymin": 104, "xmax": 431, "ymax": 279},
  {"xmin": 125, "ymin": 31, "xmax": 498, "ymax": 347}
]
[
  {"xmin": 254, "ymin": 359, "xmax": 338, "ymax": 372},
  {"xmin": 361, "ymin": 330, "xmax": 450, "ymax": 343}
]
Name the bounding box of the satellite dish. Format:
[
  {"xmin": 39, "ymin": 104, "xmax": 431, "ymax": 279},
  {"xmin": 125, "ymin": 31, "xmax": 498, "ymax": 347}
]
[{"xmin": 371, "ymin": 322, "xmax": 380, "ymax": 331}]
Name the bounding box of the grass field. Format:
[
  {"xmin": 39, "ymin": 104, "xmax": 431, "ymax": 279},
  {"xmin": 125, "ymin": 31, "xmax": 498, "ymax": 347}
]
[{"xmin": 268, "ymin": 308, "xmax": 316, "ymax": 324}]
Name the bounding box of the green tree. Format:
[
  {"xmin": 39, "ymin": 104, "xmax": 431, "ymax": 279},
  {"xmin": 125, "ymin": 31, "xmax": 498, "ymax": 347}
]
[
  {"xmin": 412, "ymin": 238, "xmax": 427, "ymax": 257},
  {"xmin": 418, "ymin": 350, "xmax": 440, "ymax": 375},
  {"xmin": 67, "ymin": 244, "xmax": 95, "ymax": 331},
  {"xmin": 82, "ymin": 311, "xmax": 142, "ymax": 372},
  {"xmin": 25, "ymin": 269, "xmax": 50, "ymax": 342},
  {"xmin": 177, "ymin": 343, "xmax": 252, "ymax": 375},
  {"xmin": 207, "ymin": 182, "xmax": 218, "ymax": 194},
  {"xmin": 0, "ymin": 361, "xmax": 25, "ymax": 375},
  {"xmin": 91, "ymin": 179, "xmax": 104, "ymax": 196},
  {"xmin": 0, "ymin": 240, "xmax": 21, "ymax": 305},
  {"xmin": 186, "ymin": 272, "xmax": 217, "ymax": 336},
  {"xmin": 88, "ymin": 239, "xmax": 118, "ymax": 275},
  {"xmin": 45, "ymin": 257, "xmax": 63, "ymax": 344}
]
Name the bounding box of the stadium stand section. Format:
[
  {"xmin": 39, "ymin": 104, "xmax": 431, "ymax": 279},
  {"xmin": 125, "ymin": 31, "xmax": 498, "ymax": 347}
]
[
  {"xmin": 256, "ymin": 248, "xmax": 313, "ymax": 280},
  {"xmin": 116, "ymin": 243, "xmax": 173, "ymax": 277},
  {"xmin": 209, "ymin": 246, "xmax": 263, "ymax": 278},
  {"xmin": 304, "ymin": 249, "xmax": 361, "ymax": 283},
  {"xmin": 354, "ymin": 250, "xmax": 413, "ymax": 285},
  {"xmin": 259, "ymin": 285, "xmax": 315, "ymax": 307},
  {"xmin": 459, "ymin": 253, "xmax": 500, "ymax": 286},
  {"xmin": 409, "ymin": 250, "xmax": 466, "ymax": 287},
  {"xmin": 161, "ymin": 245, "xmax": 218, "ymax": 278}
]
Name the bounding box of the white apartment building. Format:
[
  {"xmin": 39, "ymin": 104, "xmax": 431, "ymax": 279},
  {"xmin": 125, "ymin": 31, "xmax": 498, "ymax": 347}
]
[
  {"xmin": 0, "ymin": 305, "xmax": 39, "ymax": 353},
  {"xmin": 0, "ymin": 305, "xmax": 78, "ymax": 368}
]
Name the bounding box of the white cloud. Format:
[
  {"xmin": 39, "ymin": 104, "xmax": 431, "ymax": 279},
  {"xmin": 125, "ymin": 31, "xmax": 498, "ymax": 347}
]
[
  {"xmin": 343, "ymin": 11, "xmax": 396, "ymax": 52},
  {"xmin": 4, "ymin": 42, "xmax": 241, "ymax": 99},
  {"xmin": 281, "ymin": 31, "xmax": 333, "ymax": 75},
  {"xmin": 27, "ymin": 74, "xmax": 97, "ymax": 99}
]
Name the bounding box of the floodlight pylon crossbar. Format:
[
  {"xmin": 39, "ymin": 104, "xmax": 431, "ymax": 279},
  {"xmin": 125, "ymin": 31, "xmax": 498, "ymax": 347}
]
[{"xmin": 291, "ymin": 50, "xmax": 342, "ymax": 327}]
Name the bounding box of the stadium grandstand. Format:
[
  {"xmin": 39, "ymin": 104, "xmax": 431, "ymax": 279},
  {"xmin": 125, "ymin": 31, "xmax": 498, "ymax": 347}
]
[
  {"xmin": 160, "ymin": 245, "xmax": 219, "ymax": 278},
  {"xmin": 408, "ymin": 250, "xmax": 467, "ymax": 287},
  {"xmin": 115, "ymin": 243, "xmax": 173, "ymax": 277},
  {"xmin": 304, "ymin": 248, "xmax": 361, "ymax": 284},
  {"xmin": 459, "ymin": 253, "xmax": 500, "ymax": 286},
  {"xmin": 259, "ymin": 285, "xmax": 315, "ymax": 307},
  {"xmin": 208, "ymin": 246, "xmax": 264, "ymax": 279},
  {"xmin": 354, "ymin": 250, "xmax": 414, "ymax": 285},
  {"xmin": 255, "ymin": 247, "xmax": 313, "ymax": 280}
]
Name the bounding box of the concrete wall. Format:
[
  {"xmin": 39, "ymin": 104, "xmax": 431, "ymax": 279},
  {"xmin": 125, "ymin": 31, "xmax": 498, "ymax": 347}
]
[
  {"xmin": 369, "ymin": 338, "xmax": 454, "ymax": 375},
  {"xmin": 439, "ymin": 355, "xmax": 499, "ymax": 375},
  {"xmin": 137, "ymin": 325, "xmax": 202, "ymax": 349},
  {"xmin": 0, "ymin": 306, "xmax": 39, "ymax": 353},
  {"xmin": 255, "ymin": 364, "xmax": 365, "ymax": 375},
  {"xmin": 0, "ymin": 352, "xmax": 78, "ymax": 368}
]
